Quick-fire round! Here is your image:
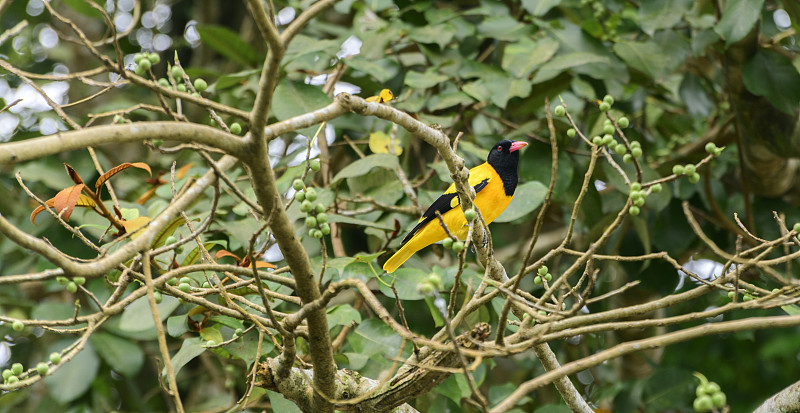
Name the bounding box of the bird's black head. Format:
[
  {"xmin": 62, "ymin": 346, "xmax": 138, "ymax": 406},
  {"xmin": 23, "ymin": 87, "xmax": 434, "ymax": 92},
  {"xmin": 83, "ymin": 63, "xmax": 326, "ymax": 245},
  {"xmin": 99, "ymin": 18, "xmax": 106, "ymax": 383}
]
[{"xmin": 487, "ymin": 140, "xmax": 527, "ymax": 196}]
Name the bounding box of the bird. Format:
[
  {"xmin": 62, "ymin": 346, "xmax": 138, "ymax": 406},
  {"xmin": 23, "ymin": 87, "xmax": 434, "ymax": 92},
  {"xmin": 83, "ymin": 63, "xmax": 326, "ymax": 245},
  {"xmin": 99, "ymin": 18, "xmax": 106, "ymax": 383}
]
[{"xmin": 383, "ymin": 140, "xmax": 527, "ymax": 273}]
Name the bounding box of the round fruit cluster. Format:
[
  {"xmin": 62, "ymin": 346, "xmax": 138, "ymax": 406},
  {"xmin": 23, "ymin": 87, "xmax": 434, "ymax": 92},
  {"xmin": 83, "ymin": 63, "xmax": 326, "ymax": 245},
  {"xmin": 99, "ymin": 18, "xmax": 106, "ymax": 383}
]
[
  {"xmin": 693, "ymin": 373, "xmax": 727, "ymax": 412},
  {"xmin": 293, "ymin": 177, "xmax": 330, "ymax": 239},
  {"xmin": 533, "ymin": 265, "xmax": 552, "ymax": 285}
]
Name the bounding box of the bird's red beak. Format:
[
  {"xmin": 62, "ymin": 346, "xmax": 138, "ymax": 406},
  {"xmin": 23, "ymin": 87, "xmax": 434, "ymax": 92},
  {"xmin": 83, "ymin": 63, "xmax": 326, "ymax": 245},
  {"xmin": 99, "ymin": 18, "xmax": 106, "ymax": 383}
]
[{"xmin": 509, "ymin": 141, "xmax": 528, "ymax": 152}]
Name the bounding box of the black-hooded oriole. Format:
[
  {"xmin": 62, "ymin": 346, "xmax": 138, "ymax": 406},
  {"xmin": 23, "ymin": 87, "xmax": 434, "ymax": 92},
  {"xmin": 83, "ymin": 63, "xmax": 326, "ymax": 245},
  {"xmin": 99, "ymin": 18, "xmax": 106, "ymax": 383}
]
[{"xmin": 383, "ymin": 140, "xmax": 527, "ymax": 273}]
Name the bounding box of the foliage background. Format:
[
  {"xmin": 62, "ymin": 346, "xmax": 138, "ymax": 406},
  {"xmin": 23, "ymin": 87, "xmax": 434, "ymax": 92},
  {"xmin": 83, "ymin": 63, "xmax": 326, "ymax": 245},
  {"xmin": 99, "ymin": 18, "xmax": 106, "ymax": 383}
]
[{"xmin": 1, "ymin": 0, "xmax": 800, "ymax": 412}]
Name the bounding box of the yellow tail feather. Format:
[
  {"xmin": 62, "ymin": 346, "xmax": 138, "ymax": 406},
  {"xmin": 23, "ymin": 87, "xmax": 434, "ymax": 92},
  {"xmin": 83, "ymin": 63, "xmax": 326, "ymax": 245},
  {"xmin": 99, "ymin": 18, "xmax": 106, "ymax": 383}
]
[{"xmin": 382, "ymin": 242, "xmax": 420, "ymax": 274}]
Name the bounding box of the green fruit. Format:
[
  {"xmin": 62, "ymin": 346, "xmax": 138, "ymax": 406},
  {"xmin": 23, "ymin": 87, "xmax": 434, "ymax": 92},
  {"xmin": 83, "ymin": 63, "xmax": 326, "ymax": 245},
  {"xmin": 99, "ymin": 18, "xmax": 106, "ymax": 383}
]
[
  {"xmin": 73, "ymin": 277, "xmax": 85, "ymax": 285},
  {"xmin": 651, "ymin": 183, "xmax": 663, "ymax": 193},
  {"xmin": 688, "ymin": 173, "xmax": 700, "ymax": 183},
  {"xmin": 793, "ymin": 223, "xmax": 800, "ymax": 233},
  {"xmin": 230, "ymin": 123, "xmax": 242, "ymax": 135},
  {"xmin": 631, "ymin": 182, "xmax": 641, "ymax": 191},
  {"xmin": 310, "ymin": 229, "xmax": 323, "ymax": 238},
  {"xmin": 538, "ymin": 265, "xmax": 548, "ymax": 275},
  {"xmin": 684, "ymin": 164, "xmax": 696, "ymax": 174},
  {"xmin": 305, "ymin": 217, "xmax": 317, "ymax": 228},
  {"xmin": 2, "ymin": 370, "xmax": 11, "ymax": 380},
  {"xmin": 705, "ymin": 142, "xmax": 717, "ymax": 154},
  {"xmin": 300, "ymin": 200, "xmax": 312, "ymax": 212},
  {"xmin": 310, "ymin": 159, "xmax": 321, "ymax": 172},
  {"xmin": 134, "ymin": 53, "xmax": 144, "ymax": 64},
  {"xmin": 711, "ymin": 392, "xmax": 726, "ymax": 408},
  {"xmin": 12, "ymin": 321, "xmax": 23, "ymax": 331},
  {"xmin": 177, "ymin": 84, "xmax": 186, "ymax": 92},
  {"xmin": 743, "ymin": 294, "xmax": 754, "ymax": 301},
  {"xmin": 727, "ymin": 291, "xmax": 735, "ymax": 299},
  {"xmin": 599, "ymin": 102, "xmax": 610, "ymax": 112},
  {"xmin": 171, "ymin": 65, "xmax": 183, "ymax": 79},
  {"xmin": 36, "ymin": 362, "xmax": 49, "ymax": 376},
  {"xmin": 158, "ymin": 78, "xmax": 170, "ymax": 87},
  {"xmin": 614, "ymin": 144, "xmax": 627, "ymax": 155},
  {"xmin": 673, "ymin": 165, "xmax": 685, "ymax": 175},
  {"xmin": 206, "ymin": 340, "xmax": 216, "ymax": 347},
  {"xmin": 167, "ymin": 278, "xmax": 178, "ymax": 286},
  {"xmin": 292, "ymin": 179, "xmax": 305, "ymax": 191},
  {"xmin": 314, "ymin": 203, "xmax": 325, "ymax": 214},
  {"xmin": 154, "ymin": 290, "xmax": 163, "ymax": 303},
  {"xmin": 544, "ymin": 273, "xmax": 552, "ymax": 282},
  {"xmin": 538, "ymin": 310, "xmax": 547, "ymax": 316},
  {"xmin": 316, "ymin": 213, "xmax": 328, "ymax": 224},
  {"xmin": 534, "ymin": 275, "xmax": 543, "ymax": 285},
  {"xmin": 152, "ymin": 139, "xmax": 163, "ymax": 147},
  {"xmin": 175, "ymin": 244, "xmax": 184, "ymax": 254},
  {"xmin": 464, "ymin": 208, "xmax": 477, "ymax": 221},
  {"xmin": 554, "ymin": 105, "xmax": 566, "ymax": 116},
  {"xmin": 194, "ymin": 78, "xmax": 207, "ymax": 92},
  {"xmin": 442, "ymin": 237, "xmax": 454, "ymax": 249},
  {"xmin": 592, "ymin": 136, "xmax": 602, "ymax": 145},
  {"xmin": 178, "ymin": 283, "xmax": 191, "ymax": 293},
  {"xmin": 191, "ymin": 92, "xmax": 200, "ymax": 98},
  {"xmin": 7, "ymin": 375, "xmax": 18, "ymax": 384},
  {"xmin": 601, "ymin": 134, "xmax": 614, "ymax": 145},
  {"xmin": 566, "ymin": 128, "xmax": 576, "ymax": 137},
  {"xmin": 604, "ymin": 124, "xmax": 615, "ymax": 135},
  {"xmin": 693, "ymin": 395, "xmax": 713, "ymax": 412},
  {"xmin": 11, "ymin": 363, "xmax": 23, "ymax": 376},
  {"xmin": 56, "ymin": 276, "xmax": 69, "ymax": 285},
  {"xmin": 452, "ymin": 241, "xmax": 465, "ymax": 253},
  {"xmin": 49, "ymin": 352, "xmax": 62, "ymax": 364},
  {"xmin": 634, "ymin": 197, "xmax": 645, "ymax": 207},
  {"xmin": 426, "ymin": 273, "xmax": 443, "ymax": 290},
  {"xmin": 706, "ymin": 382, "xmax": 720, "ymax": 394},
  {"xmin": 139, "ymin": 59, "xmax": 151, "ymax": 72},
  {"xmin": 305, "ymin": 188, "xmax": 318, "ymax": 202},
  {"xmin": 320, "ymin": 223, "xmax": 331, "ymax": 235},
  {"xmin": 631, "ymin": 147, "xmax": 642, "ymax": 157},
  {"xmin": 295, "ymin": 192, "xmax": 305, "ymax": 202},
  {"xmin": 618, "ymin": 117, "xmax": 629, "ymax": 128},
  {"xmin": 67, "ymin": 282, "xmax": 78, "ymax": 293},
  {"xmin": 180, "ymin": 277, "xmax": 191, "ymax": 285},
  {"xmin": 202, "ymin": 282, "xmax": 211, "ymax": 288},
  {"xmin": 603, "ymin": 94, "xmax": 614, "ymax": 105},
  {"xmin": 417, "ymin": 281, "xmax": 435, "ymax": 295},
  {"xmin": 148, "ymin": 53, "xmax": 160, "ymax": 65},
  {"xmin": 166, "ymin": 236, "xmax": 178, "ymax": 245},
  {"xmin": 623, "ymin": 154, "xmax": 633, "ymax": 163},
  {"xmin": 629, "ymin": 206, "xmax": 640, "ymax": 216},
  {"xmin": 134, "ymin": 64, "xmax": 146, "ymax": 76},
  {"xmin": 235, "ymin": 328, "xmax": 244, "ymax": 336}
]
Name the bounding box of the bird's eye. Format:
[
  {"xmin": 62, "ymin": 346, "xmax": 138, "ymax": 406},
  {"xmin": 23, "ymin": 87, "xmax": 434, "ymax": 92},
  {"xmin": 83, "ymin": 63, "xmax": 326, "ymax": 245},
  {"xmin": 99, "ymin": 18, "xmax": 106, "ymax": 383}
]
[{"xmin": 497, "ymin": 145, "xmax": 502, "ymax": 151}]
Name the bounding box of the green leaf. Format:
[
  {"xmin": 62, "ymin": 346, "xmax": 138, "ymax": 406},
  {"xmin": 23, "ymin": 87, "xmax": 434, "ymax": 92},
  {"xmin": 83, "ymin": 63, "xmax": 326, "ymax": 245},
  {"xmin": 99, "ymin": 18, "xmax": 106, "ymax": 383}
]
[
  {"xmin": 404, "ymin": 69, "xmax": 449, "ymax": 89},
  {"xmin": 118, "ymin": 295, "xmax": 181, "ymax": 338},
  {"xmin": 265, "ymin": 390, "xmax": 303, "ymax": 413},
  {"xmin": 89, "ymin": 332, "xmax": 144, "ymax": 377},
  {"xmin": 327, "ymin": 214, "xmax": 395, "ymax": 231},
  {"xmin": 215, "ymin": 68, "xmax": 261, "ymax": 90},
  {"xmin": 165, "ymin": 337, "xmax": 206, "ymax": 378},
  {"xmin": 532, "ymin": 52, "xmax": 610, "ymax": 84},
  {"xmin": 61, "ymin": 0, "xmax": 104, "ymax": 18},
  {"xmin": 407, "ymin": 23, "xmax": 457, "ymax": 49},
  {"xmin": 182, "ymin": 240, "xmax": 227, "ymax": 266},
  {"xmin": 502, "ymin": 38, "xmax": 559, "ymax": 78},
  {"xmin": 714, "ymin": 0, "xmax": 765, "ymax": 46},
  {"xmin": 742, "ymin": 50, "xmax": 800, "ymax": 114},
  {"xmin": 345, "ymin": 56, "xmax": 399, "ymax": 83},
  {"xmin": 613, "ymin": 41, "xmax": 671, "ymax": 80},
  {"xmin": 639, "ymin": 0, "xmax": 692, "ymax": 35},
  {"xmin": 225, "ymin": 329, "xmax": 273, "ymax": 366},
  {"xmin": 424, "ymin": 296, "xmax": 445, "ymax": 327},
  {"xmin": 331, "ymin": 154, "xmax": 399, "ymax": 183},
  {"xmin": 271, "ymin": 80, "xmax": 332, "ymax": 136},
  {"xmin": 521, "ymin": 0, "xmax": 562, "ymax": 16},
  {"xmin": 45, "ymin": 341, "xmax": 100, "ymax": 404},
  {"xmin": 436, "ymin": 374, "xmax": 471, "ymax": 405},
  {"xmin": 494, "ymin": 181, "xmax": 548, "ymax": 223},
  {"xmin": 196, "ymin": 25, "xmax": 262, "ymax": 66},
  {"xmin": 167, "ymin": 314, "xmax": 190, "ymax": 337},
  {"xmin": 642, "ymin": 367, "xmax": 694, "ymax": 409},
  {"xmin": 378, "ymin": 267, "xmax": 432, "ymax": 300},
  {"xmin": 348, "ymin": 318, "xmax": 402, "ymax": 359},
  {"xmin": 477, "ymin": 16, "xmax": 528, "ymax": 41},
  {"xmin": 781, "ymin": 304, "xmax": 800, "ymax": 315},
  {"xmin": 327, "ymin": 305, "xmax": 362, "ymax": 328}
]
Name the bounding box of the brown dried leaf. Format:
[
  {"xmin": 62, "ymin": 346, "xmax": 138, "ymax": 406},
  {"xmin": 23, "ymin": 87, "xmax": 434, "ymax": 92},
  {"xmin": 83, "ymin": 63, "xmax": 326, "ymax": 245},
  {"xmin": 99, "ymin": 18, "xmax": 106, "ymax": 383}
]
[
  {"xmin": 121, "ymin": 216, "xmax": 151, "ymax": 239},
  {"xmin": 255, "ymin": 261, "xmax": 277, "ymax": 269},
  {"xmin": 95, "ymin": 162, "xmax": 152, "ymax": 190},
  {"xmin": 30, "ymin": 195, "xmax": 96, "ymax": 224},
  {"xmin": 175, "ymin": 163, "xmax": 194, "ymax": 179},
  {"xmin": 53, "ymin": 184, "xmax": 85, "ymax": 221},
  {"xmin": 64, "ymin": 163, "xmax": 84, "ymax": 185},
  {"xmin": 214, "ymin": 249, "xmax": 242, "ymax": 264},
  {"xmin": 135, "ymin": 186, "xmax": 160, "ymax": 205}
]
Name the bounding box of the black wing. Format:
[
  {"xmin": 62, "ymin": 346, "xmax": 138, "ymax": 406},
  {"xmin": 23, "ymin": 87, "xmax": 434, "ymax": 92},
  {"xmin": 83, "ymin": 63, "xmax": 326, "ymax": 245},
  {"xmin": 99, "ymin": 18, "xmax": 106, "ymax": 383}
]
[{"xmin": 400, "ymin": 178, "xmax": 490, "ymax": 245}]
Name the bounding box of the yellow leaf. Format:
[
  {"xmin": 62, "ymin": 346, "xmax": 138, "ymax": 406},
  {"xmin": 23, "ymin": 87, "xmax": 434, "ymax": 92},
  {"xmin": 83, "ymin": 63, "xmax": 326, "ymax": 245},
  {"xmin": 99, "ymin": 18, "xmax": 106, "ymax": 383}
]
[
  {"xmin": 365, "ymin": 89, "xmax": 393, "ymax": 103},
  {"xmin": 368, "ymin": 131, "xmax": 402, "ymax": 156},
  {"xmin": 122, "ymin": 216, "xmax": 152, "ymax": 239}
]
